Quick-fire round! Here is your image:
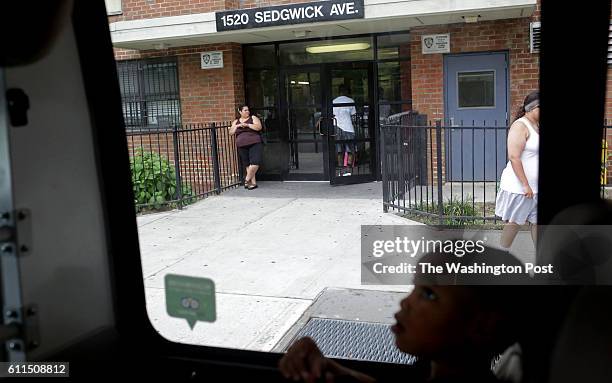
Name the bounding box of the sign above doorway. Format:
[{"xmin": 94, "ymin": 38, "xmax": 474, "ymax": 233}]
[
  {"xmin": 421, "ymin": 33, "xmax": 450, "ymax": 54},
  {"xmin": 201, "ymin": 51, "xmax": 224, "ymax": 69},
  {"xmin": 216, "ymin": 0, "xmax": 364, "ymax": 32}
]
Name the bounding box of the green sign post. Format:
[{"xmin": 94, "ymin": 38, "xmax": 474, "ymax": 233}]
[{"xmin": 165, "ymin": 274, "xmax": 216, "ymax": 329}]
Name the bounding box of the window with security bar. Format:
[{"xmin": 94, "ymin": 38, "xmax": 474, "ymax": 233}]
[{"xmin": 116, "ymin": 57, "xmax": 181, "ymax": 130}]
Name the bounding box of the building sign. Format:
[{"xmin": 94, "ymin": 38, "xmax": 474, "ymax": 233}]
[
  {"xmin": 216, "ymin": 0, "xmax": 364, "ymax": 32},
  {"xmin": 422, "ymin": 34, "xmax": 450, "ymax": 54},
  {"xmin": 201, "ymin": 51, "xmax": 223, "ymax": 69}
]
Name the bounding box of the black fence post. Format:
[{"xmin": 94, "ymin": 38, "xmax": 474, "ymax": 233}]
[
  {"xmin": 381, "ymin": 124, "xmax": 389, "ymax": 212},
  {"xmin": 172, "ymin": 124, "xmax": 183, "ymax": 210},
  {"xmin": 210, "ymin": 123, "xmax": 222, "ymax": 195},
  {"xmin": 436, "ymin": 120, "xmax": 444, "ymax": 226},
  {"xmin": 397, "ymin": 125, "xmax": 406, "ymax": 210}
]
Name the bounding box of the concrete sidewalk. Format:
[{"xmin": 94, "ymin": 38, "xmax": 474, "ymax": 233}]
[{"xmin": 136, "ymin": 181, "xmax": 535, "ymax": 351}]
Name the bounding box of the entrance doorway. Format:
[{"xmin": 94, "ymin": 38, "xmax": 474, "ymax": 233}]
[
  {"xmin": 284, "ymin": 67, "xmax": 327, "ymax": 180},
  {"xmin": 283, "ymin": 62, "xmax": 376, "ymax": 185}
]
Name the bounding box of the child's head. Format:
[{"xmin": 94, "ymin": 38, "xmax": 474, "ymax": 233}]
[
  {"xmin": 392, "ymin": 244, "xmax": 527, "ymax": 361},
  {"xmin": 392, "ymin": 284, "xmax": 520, "ymax": 361}
]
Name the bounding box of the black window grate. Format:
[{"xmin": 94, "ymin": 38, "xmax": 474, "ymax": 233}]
[{"xmin": 116, "ymin": 57, "xmax": 181, "ymax": 130}]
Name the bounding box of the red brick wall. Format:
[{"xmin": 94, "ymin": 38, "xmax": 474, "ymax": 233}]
[
  {"xmin": 238, "ymin": 0, "xmax": 320, "ymax": 9},
  {"xmin": 399, "ymin": 42, "xmax": 412, "ymax": 101},
  {"xmin": 409, "ymin": 10, "xmax": 539, "ymax": 184},
  {"xmin": 410, "ymin": 17, "xmax": 540, "ymax": 122},
  {"xmin": 108, "ymin": 0, "xmax": 235, "ymax": 22},
  {"xmin": 114, "ymin": 43, "xmax": 244, "ymax": 123},
  {"xmin": 178, "ymin": 44, "xmax": 244, "ymax": 123},
  {"xmin": 107, "ymin": 0, "xmax": 322, "ymax": 22}
]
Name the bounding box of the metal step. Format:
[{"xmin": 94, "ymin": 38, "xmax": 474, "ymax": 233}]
[{"xmin": 286, "ymin": 317, "xmax": 416, "ymax": 365}]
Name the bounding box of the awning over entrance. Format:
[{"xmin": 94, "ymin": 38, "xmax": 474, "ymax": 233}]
[{"xmin": 109, "ymin": 0, "xmax": 536, "ymax": 50}]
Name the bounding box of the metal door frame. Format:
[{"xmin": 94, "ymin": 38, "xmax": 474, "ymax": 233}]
[{"xmin": 280, "ymin": 65, "xmax": 331, "ymax": 181}]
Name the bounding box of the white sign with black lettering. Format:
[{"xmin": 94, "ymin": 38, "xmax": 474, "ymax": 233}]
[
  {"xmin": 422, "ymin": 34, "xmax": 450, "ymax": 54},
  {"xmin": 201, "ymin": 51, "xmax": 223, "ymax": 69}
]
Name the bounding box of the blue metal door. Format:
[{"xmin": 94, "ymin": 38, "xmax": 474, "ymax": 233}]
[{"xmin": 444, "ymin": 52, "xmax": 508, "ymax": 181}]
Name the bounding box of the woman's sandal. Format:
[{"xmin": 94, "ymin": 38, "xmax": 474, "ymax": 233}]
[
  {"xmin": 244, "ymin": 179, "xmax": 251, "ymax": 189},
  {"xmin": 247, "ymin": 184, "xmax": 258, "ymax": 190}
]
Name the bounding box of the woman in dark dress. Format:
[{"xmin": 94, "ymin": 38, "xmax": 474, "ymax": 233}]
[{"xmin": 229, "ymin": 105, "xmax": 263, "ymax": 190}]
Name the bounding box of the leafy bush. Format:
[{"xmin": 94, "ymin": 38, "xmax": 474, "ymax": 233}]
[{"xmin": 130, "ymin": 150, "xmax": 192, "ymax": 209}]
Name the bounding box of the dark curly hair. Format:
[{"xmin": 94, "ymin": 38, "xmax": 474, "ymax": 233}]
[{"xmin": 514, "ymin": 90, "xmax": 539, "ymax": 122}]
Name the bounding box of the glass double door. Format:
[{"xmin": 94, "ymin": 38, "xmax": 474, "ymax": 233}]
[{"xmin": 282, "ymin": 62, "xmax": 376, "ymax": 185}]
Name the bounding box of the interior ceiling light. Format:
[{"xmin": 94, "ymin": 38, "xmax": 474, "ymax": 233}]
[
  {"xmin": 379, "ymin": 48, "xmax": 399, "ymax": 57},
  {"xmin": 462, "ymin": 15, "xmax": 481, "ymax": 23},
  {"xmin": 293, "ymin": 30, "xmax": 310, "ymax": 38},
  {"xmin": 153, "ymin": 42, "xmax": 169, "ymax": 49},
  {"xmin": 306, "ymin": 43, "xmax": 370, "ymax": 54}
]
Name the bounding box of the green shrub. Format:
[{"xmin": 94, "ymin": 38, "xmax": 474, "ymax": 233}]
[
  {"xmin": 442, "ymin": 197, "xmax": 477, "ymax": 223},
  {"xmin": 412, "ymin": 196, "xmax": 478, "ymax": 226},
  {"xmin": 130, "ymin": 149, "xmax": 192, "ymax": 209}
]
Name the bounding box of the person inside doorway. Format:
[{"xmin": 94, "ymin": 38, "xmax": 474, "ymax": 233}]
[
  {"xmin": 229, "ymin": 104, "xmax": 263, "ymax": 190},
  {"xmin": 495, "ymin": 90, "xmax": 540, "ymax": 250},
  {"xmin": 333, "ymin": 84, "xmax": 357, "ymax": 176}
]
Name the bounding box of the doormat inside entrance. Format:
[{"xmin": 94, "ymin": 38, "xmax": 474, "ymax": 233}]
[{"xmin": 285, "ymin": 318, "xmax": 416, "ymax": 365}]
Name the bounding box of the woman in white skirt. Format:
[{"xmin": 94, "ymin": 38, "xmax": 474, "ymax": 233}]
[{"xmin": 495, "ymin": 91, "xmax": 539, "ymax": 249}]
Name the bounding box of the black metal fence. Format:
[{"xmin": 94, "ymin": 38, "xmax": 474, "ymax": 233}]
[
  {"xmin": 381, "ymin": 118, "xmax": 612, "ymax": 226},
  {"xmin": 126, "ymin": 122, "xmax": 242, "ymax": 211}
]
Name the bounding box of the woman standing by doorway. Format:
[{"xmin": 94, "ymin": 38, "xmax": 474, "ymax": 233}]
[
  {"xmin": 495, "ymin": 91, "xmax": 540, "ymax": 249},
  {"xmin": 229, "ymin": 105, "xmax": 263, "ymax": 190}
]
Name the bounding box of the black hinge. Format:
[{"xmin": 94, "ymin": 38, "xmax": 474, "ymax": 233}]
[{"xmin": 1, "ymin": 209, "xmax": 32, "ymax": 257}]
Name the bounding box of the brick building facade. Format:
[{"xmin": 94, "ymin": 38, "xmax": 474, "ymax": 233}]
[
  {"xmin": 109, "ymin": 0, "xmax": 541, "ymax": 123},
  {"xmin": 106, "ymin": 0, "xmax": 610, "ymax": 185}
]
